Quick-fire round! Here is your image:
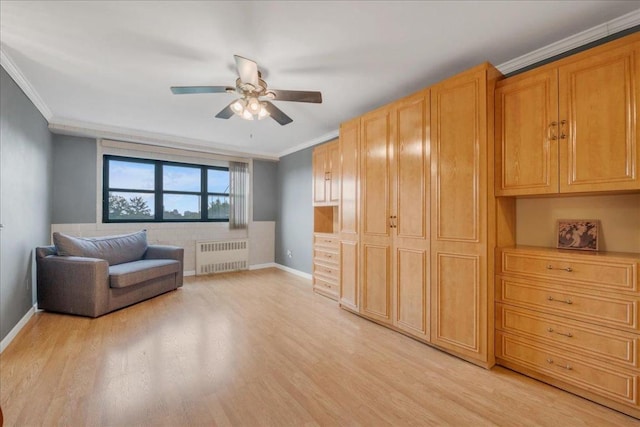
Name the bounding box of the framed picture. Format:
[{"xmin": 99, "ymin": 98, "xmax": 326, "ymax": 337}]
[{"xmin": 557, "ymin": 219, "xmax": 599, "ymax": 251}]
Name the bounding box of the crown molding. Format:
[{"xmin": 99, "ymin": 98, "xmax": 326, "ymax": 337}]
[
  {"xmin": 48, "ymin": 118, "xmax": 280, "ymax": 161},
  {"xmin": 277, "ymin": 129, "xmax": 339, "ymax": 158},
  {"xmin": 0, "ymin": 46, "xmax": 53, "ymax": 121},
  {"xmin": 496, "ymin": 9, "xmax": 640, "ymax": 75}
]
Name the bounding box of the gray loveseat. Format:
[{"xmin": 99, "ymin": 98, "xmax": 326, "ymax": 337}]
[{"xmin": 36, "ymin": 230, "xmax": 183, "ymax": 317}]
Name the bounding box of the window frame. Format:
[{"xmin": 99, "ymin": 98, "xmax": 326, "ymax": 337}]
[{"xmin": 103, "ymin": 155, "xmax": 230, "ymax": 223}]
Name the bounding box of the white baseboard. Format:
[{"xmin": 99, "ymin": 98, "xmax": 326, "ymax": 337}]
[
  {"xmin": 275, "ymin": 264, "xmax": 313, "ymax": 281},
  {"xmin": 249, "ymin": 262, "xmax": 277, "ymax": 270},
  {"xmin": 183, "ymin": 270, "xmax": 196, "ymax": 277},
  {"xmin": 0, "ymin": 304, "xmax": 37, "ymax": 353}
]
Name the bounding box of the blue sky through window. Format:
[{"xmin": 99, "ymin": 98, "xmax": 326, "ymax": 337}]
[{"xmin": 108, "ymin": 160, "xmax": 229, "ymax": 216}]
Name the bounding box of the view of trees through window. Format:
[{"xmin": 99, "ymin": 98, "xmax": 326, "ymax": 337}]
[{"xmin": 103, "ymin": 156, "xmax": 230, "ymax": 222}]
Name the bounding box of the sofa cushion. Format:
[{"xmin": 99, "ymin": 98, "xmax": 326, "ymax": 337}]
[
  {"xmin": 53, "ymin": 230, "xmax": 148, "ymax": 266},
  {"xmin": 109, "ymin": 259, "xmax": 180, "ymax": 288}
]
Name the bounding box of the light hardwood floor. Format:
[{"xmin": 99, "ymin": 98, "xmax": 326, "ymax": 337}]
[{"xmin": 1, "ymin": 268, "xmax": 637, "ymax": 426}]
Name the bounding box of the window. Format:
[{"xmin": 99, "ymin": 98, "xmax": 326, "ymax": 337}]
[{"xmin": 103, "ymin": 155, "xmax": 230, "ymax": 223}]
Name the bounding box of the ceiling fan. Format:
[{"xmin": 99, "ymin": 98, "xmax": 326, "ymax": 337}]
[{"xmin": 170, "ymin": 55, "xmax": 322, "ymax": 126}]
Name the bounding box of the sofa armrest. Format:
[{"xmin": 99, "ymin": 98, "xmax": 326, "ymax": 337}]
[
  {"xmin": 37, "ymin": 256, "xmax": 110, "ymax": 317},
  {"xmin": 144, "ymin": 245, "xmax": 184, "ymax": 286}
]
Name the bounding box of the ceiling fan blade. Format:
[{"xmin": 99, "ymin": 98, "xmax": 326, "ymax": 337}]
[
  {"xmin": 234, "ymin": 55, "xmax": 259, "ymax": 87},
  {"xmin": 215, "ymin": 102, "xmax": 236, "ymax": 119},
  {"xmin": 268, "ymin": 89, "xmax": 322, "ymax": 103},
  {"xmin": 171, "ymin": 86, "xmax": 234, "ymax": 95},
  {"xmin": 264, "ymin": 101, "xmax": 293, "ymax": 126}
]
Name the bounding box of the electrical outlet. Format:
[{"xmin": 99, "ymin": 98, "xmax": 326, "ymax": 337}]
[{"xmin": 287, "ymin": 249, "xmax": 292, "ymax": 258}]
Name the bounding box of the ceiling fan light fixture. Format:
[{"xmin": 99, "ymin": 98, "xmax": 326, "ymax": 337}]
[
  {"xmin": 231, "ymin": 99, "xmax": 245, "ymax": 113},
  {"xmin": 257, "ymin": 103, "xmax": 270, "ymax": 120},
  {"xmin": 241, "ymin": 108, "xmax": 254, "ymax": 120},
  {"xmin": 247, "ymin": 97, "xmax": 261, "ymax": 114}
]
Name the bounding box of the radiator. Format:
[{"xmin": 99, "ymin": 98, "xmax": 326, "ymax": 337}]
[{"xmin": 195, "ymin": 239, "xmax": 249, "ymax": 275}]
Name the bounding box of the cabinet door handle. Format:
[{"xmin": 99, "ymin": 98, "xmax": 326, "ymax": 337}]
[
  {"xmin": 546, "ymin": 358, "xmax": 572, "ymax": 370},
  {"xmin": 547, "ymin": 327, "xmax": 573, "ymax": 338},
  {"xmin": 546, "ymin": 264, "xmax": 572, "ymax": 272},
  {"xmin": 559, "ymin": 119, "xmax": 567, "ymax": 139},
  {"xmin": 547, "ymin": 296, "xmax": 573, "ymax": 305},
  {"xmin": 548, "ymin": 122, "xmax": 558, "ymax": 141}
]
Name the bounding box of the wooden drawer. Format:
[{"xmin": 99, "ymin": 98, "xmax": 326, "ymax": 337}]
[
  {"xmin": 314, "ymin": 234, "xmax": 339, "ymax": 250},
  {"xmin": 499, "ymin": 248, "xmax": 637, "ymax": 293},
  {"xmin": 496, "ymin": 304, "xmax": 639, "ymax": 368},
  {"xmin": 497, "ymin": 276, "xmax": 639, "ymax": 331},
  {"xmin": 314, "ymin": 277, "xmax": 339, "ymax": 300},
  {"xmin": 314, "ymin": 262, "xmax": 339, "ymax": 282},
  {"xmin": 314, "ymin": 248, "xmax": 339, "ymax": 266},
  {"xmin": 496, "ymin": 332, "xmax": 639, "ymax": 407}
]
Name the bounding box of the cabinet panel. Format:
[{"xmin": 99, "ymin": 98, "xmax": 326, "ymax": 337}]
[
  {"xmin": 328, "ymin": 142, "xmax": 340, "ymax": 204},
  {"xmin": 312, "ymin": 147, "xmax": 327, "ymax": 204},
  {"xmin": 339, "ymin": 118, "xmax": 360, "ymax": 238},
  {"xmin": 362, "ymin": 243, "xmax": 391, "ymax": 322},
  {"xmin": 432, "ymin": 80, "xmax": 481, "ymax": 243},
  {"xmin": 497, "ymin": 276, "xmax": 638, "ymax": 331},
  {"xmin": 497, "ymin": 332, "xmax": 639, "ymax": 407},
  {"xmin": 395, "ymin": 248, "xmax": 429, "ymax": 339},
  {"xmin": 497, "ymin": 304, "xmax": 639, "ymax": 368},
  {"xmin": 495, "ymin": 69, "xmax": 558, "ymax": 195},
  {"xmin": 340, "ymin": 240, "xmax": 359, "ymax": 311},
  {"xmin": 559, "ymin": 44, "xmax": 640, "ymax": 192},
  {"xmin": 432, "ymin": 252, "xmax": 482, "ymax": 354},
  {"xmin": 395, "ymin": 92, "xmax": 429, "ymax": 240},
  {"xmin": 361, "ymin": 108, "xmax": 392, "ymax": 237},
  {"xmin": 500, "ymin": 248, "xmax": 637, "ymax": 293}
]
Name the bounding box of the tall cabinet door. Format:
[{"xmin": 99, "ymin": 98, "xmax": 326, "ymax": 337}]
[
  {"xmin": 312, "ymin": 146, "xmax": 327, "ymax": 204},
  {"xmin": 495, "ymin": 69, "xmax": 559, "ymax": 196},
  {"xmin": 339, "ymin": 118, "xmax": 360, "ymax": 312},
  {"xmin": 360, "ymin": 106, "xmax": 393, "ymax": 324},
  {"xmin": 558, "ymin": 41, "xmax": 640, "ymax": 193},
  {"xmin": 328, "ymin": 142, "xmax": 341, "ymax": 204},
  {"xmin": 392, "ymin": 90, "xmax": 431, "ymax": 340},
  {"xmin": 430, "ymin": 66, "xmax": 489, "ymax": 363}
]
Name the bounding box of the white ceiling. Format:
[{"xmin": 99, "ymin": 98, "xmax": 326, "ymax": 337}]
[{"xmin": 1, "ymin": 1, "xmax": 639, "ymax": 159}]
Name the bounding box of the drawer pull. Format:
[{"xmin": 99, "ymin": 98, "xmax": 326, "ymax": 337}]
[
  {"xmin": 547, "ymin": 296, "xmax": 572, "ymax": 305},
  {"xmin": 546, "ymin": 264, "xmax": 573, "ymax": 272},
  {"xmin": 546, "ymin": 358, "xmax": 572, "ymax": 370},
  {"xmin": 546, "ymin": 327, "xmax": 573, "ymax": 338},
  {"xmin": 325, "ymin": 254, "xmax": 333, "ymax": 258}
]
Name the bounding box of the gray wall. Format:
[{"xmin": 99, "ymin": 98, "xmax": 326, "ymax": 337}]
[
  {"xmin": 1, "ymin": 66, "xmax": 53, "ymax": 342},
  {"xmin": 253, "ymin": 159, "xmax": 278, "ymax": 221},
  {"xmin": 275, "ymin": 146, "xmax": 313, "ymax": 273},
  {"xmin": 52, "ymin": 135, "xmax": 97, "ymax": 224}
]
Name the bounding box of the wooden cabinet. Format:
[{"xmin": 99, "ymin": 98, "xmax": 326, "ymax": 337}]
[
  {"xmin": 496, "ymin": 246, "xmax": 640, "ymax": 418},
  {"xmin": 359, "ymin": 90, "xmax": 431, "ymax": 338},
  {"xmin": 337, "ymin": 62, "xmax": 513, "ymax": 367},
  {"xmin": 496, "ymin": 33, "xmax": 640, "ymax": 196},
  {"xmin": 313, "ymin": 233, "xmax": 340, "ymax": 300},
  {"xmin": 429, "ymin": 63, "xmax": 510, "ymax": 366},
  {"xmin": 313, "ymin": 139, "xmax": 340, "ymax": 205},
  {"xmin": 313, "ymin": 140, "xmax": 340, "ymax": 299}
]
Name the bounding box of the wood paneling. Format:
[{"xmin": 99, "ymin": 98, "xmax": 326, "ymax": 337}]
[
  {"xmin": 432, "ymin": 252, "xmax": 482, "ymax": 355},
  {"xmin": 559, "ymin": 42, "xmax": 640, "ymax": 193},
  {"xmin": 495, "ymin": 33, "xmax": 640, "ymax": 196},
  {"xmin": 361, "ymin": 243, "xmax": 391, "ymax": 322},
  {"xmin": 339, "ymin": 118, "xmax": 360, "ymax": 238},
  {"xmin": 495, "ymin": 69, "xmax": 558, "ymax": 195},
  {"xmin": 395, "ymin": 248, "xmax": 429, "ymax": 338},
  {"xmin": 496, "ymin": 246, "xmax": 640, "ymax": 418},
  {"xmin": 339, "ymin": 240, "xmax": 358, "ymax": 311},
  {"xmin": 432, "ymin": 79, "xmax": 481, "ymax": 243}
]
